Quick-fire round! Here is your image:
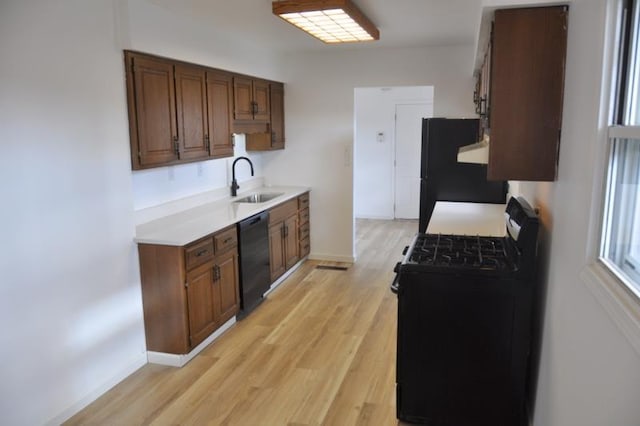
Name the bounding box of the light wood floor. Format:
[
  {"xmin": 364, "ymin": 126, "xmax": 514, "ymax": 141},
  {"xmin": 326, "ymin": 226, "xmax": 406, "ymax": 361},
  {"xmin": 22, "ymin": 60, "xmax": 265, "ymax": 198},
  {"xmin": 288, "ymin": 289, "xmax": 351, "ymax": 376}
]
[{"xmin": 66, "ymin": 219, "xmax": 418, "ymax": 425}]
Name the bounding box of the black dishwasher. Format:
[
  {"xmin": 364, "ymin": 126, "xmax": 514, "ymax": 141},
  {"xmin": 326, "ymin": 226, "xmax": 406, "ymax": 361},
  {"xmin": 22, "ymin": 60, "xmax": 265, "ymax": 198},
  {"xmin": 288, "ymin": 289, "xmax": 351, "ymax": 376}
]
[{"xmin": 237, "ymin": 211, "xmax": 270, "ymax": 317}]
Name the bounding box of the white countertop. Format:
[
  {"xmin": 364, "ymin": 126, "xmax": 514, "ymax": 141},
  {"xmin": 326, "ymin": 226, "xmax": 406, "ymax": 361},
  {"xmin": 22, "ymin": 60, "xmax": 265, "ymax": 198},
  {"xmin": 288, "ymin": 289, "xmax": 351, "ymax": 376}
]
[
  {"xmin": 427, "ymin": 201, "xmax": 506, "ymax": 237},
  {"xmin": 135, "ymin": 186, "xmax": 310, "ymax": 246}
]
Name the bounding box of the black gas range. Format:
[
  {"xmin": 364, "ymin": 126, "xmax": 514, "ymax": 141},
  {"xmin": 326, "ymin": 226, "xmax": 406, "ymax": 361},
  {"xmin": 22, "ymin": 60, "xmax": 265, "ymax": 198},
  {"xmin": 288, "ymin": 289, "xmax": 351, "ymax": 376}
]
[{"xmin": 392, "ymin": 197, "xmax": 539, "ymax": 426}]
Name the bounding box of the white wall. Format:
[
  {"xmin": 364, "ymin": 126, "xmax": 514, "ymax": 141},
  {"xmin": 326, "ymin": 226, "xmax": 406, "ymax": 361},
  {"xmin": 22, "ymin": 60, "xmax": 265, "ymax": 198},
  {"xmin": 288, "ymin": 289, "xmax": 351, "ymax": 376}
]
[
  {"xmin": 131, "ymin": 135, "xmax": 260, "ymax": 210},
  {"xmin": 515, "ymin": 1, "xmax": 640, "ymax": 425},
  {"xmin": 354, "ymin": 86, "xmax": 433, "ymax": 219},
  {"xmin": 123, "ymin": 0, "xmax": 287, "ymax": 210},
  {"xmin": 263, "ymin": 45, "xmax": 476, "ymax": 260},
  {"xmin": 0, "ymin": 1, "xmax": 146, "ymax": 424},
  {"xmin": 0, "ymin": 0, "xmax": 290, "ymax": 424}
]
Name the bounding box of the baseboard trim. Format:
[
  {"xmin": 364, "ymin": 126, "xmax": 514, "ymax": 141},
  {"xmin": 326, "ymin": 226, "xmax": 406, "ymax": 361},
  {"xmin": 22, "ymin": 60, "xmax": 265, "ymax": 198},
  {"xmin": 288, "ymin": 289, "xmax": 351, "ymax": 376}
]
[
  {"xmin": 308, "ymin": 253, "xmax": 355, "ymax": 263},
  {"xmin": 46, "ymin": 352, "xmax": 147, "ymax": 425},
  {"xmin": 147, "ymin": 317, "xmax": 237, "ymax": 367}
]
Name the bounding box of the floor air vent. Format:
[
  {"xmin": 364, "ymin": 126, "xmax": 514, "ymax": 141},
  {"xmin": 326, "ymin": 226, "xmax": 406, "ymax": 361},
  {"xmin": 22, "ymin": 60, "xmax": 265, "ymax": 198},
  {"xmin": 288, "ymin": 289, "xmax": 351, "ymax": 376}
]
[{"xmin": 315, "ymin": 265, "xmax": 349, "ymax": 271}]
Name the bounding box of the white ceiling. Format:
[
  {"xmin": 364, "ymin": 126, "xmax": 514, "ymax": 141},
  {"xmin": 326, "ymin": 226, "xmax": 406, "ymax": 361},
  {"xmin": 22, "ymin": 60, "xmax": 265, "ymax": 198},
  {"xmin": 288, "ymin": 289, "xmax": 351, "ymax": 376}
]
[{"xmin": 150, "ymin": 0, "xmax": 483, "ymax": 53}]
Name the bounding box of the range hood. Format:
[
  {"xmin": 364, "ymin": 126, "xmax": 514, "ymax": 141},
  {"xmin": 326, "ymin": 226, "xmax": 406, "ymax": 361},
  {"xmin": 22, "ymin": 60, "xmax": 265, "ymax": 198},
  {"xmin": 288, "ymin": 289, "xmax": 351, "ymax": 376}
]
[{"xmin": 457, "ymin": 134, "xmax": 489, "ymax": 164}]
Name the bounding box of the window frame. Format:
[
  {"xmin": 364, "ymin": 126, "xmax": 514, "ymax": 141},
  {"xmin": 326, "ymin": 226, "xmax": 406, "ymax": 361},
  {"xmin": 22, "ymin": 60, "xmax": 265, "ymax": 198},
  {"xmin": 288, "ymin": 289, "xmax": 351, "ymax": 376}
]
[
  {"xmin": 584, "ymin": 0, "xmax": 640, "ymax": 357},
  {"xmin": 599, "ymin": 0, "xmax": 640, "ymax": 300}
]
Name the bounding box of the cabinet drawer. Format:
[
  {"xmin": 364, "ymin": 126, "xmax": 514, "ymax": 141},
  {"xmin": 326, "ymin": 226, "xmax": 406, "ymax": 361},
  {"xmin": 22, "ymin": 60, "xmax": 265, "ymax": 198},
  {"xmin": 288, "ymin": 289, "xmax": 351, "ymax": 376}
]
[
  {"xmin": 298, "ymin": 192, "xmax": 309, "ymax": 209},
  {"xmin": 299, "ymin": 207, "xmax": 310, "ymax": 225},
  {"xmin": 269, "ymin": 199, "xmax": 298, "ymax": 225},
  {"xmin": 299, "ymin": 221, "xmax": 310, "ymax": 240},
  {"xmin": 214, "ymin": 226, "xmax": 237, "ymax": 253},
  {"xmin": 185, "ymin": 237, "xmax": 214, "ymax": 270},
  {"xmin": 299, "ymin": 237, "xmax": 310, "ymax": 258}
]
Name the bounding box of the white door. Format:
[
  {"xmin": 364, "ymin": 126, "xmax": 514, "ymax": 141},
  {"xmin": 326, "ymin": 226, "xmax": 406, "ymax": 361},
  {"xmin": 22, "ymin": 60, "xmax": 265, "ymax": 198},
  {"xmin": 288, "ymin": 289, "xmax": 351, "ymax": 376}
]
[{"xmin": 394, "ymin": 103, "xmax": 432, "ymax": 219}]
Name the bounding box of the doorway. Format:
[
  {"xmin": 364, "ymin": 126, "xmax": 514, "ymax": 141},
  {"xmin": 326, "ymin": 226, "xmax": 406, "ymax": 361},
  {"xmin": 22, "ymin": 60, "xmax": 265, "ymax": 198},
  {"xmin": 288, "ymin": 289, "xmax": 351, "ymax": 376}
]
[{"xmin": 353, "ymin": 86, "xmax": 433, "ymax": 219}]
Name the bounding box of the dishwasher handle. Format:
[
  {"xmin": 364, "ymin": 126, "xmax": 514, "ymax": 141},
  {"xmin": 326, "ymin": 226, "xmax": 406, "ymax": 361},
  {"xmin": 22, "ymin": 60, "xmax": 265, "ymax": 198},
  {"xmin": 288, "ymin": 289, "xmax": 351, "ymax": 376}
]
[{"xmin": 239, "ymin": 211, "xmax": 269, "ymax": 230}]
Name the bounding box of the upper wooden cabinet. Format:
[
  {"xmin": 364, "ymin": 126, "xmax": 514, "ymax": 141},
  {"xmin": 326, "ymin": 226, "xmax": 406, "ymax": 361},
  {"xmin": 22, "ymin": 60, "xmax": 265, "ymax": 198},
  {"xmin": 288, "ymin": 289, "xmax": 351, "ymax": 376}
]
[
  {"xmin": 175, "ymin": 64, "xmax": 209, "ymax": 161},
  {"xmin": 125, "ymin": 51, "xmax": 286, "ymax": 169},
  {"xmin": 126, "ymin": 51, "xmax": 238, "ymax": 169},
  {"xmin": 485, "ymin": 6, "xmax": 568, "ymax": 181},
  {"xmin": 246, "ymin": 82, "xmax": 285, "ymax": 151},
  {"xmin": 269, "ymin": 83, "xmax": 285, "ymax": 149},
  {"xmin": 127, "ymin": 55, "xmax": 179, "ymax": 168},
  {"xmin": 206, "ymin": 70, "xmax": 234, "ymax": 159},
  {"xmin": 233, "ymin": 77, "xmax": 270, "ymax": 122},
  {"xmin": 474, "ymin": 29, "xmax": 492, "ymax": 141}
]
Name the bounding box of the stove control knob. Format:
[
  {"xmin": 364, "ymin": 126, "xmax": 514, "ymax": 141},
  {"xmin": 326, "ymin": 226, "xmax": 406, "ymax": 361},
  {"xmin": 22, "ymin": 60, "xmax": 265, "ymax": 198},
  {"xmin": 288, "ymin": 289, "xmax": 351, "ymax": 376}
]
[
  {"xmin": 402, "ymin": 246, "xmax": 409, "ymax": 255},
  {"xmin": 393, "ymin": 262, "xmax": 401, "ymax": 273}
]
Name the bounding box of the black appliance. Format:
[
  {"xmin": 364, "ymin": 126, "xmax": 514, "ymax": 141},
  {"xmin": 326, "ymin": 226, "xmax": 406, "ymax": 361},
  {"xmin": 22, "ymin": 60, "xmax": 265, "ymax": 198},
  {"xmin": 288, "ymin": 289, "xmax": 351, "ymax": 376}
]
[
  {"xmin": 419, "ymin": 118, "xmax": 507, "ymax": 232},
  {"xmin": 237, "ymin": 211, "xmax": 270, "ymax": 317},
  {"xmin": 392, "ymin": 197, "xmax": 539, "ymax": 426}
]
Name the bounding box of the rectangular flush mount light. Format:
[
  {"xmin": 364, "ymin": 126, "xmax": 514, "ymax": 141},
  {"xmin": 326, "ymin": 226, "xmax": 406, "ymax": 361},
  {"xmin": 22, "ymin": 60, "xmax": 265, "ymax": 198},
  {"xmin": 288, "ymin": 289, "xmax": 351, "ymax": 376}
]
[{"xmin": 272, "ymin": 0, "xmax": 380, "ymax": 44}]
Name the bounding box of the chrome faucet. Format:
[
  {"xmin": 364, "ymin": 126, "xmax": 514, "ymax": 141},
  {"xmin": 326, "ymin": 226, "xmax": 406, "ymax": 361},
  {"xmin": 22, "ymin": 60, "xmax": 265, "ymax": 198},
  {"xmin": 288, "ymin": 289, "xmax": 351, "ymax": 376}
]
[{"xmin": 231, "ymin": 156, "xmax": 254, "ymax": 196}]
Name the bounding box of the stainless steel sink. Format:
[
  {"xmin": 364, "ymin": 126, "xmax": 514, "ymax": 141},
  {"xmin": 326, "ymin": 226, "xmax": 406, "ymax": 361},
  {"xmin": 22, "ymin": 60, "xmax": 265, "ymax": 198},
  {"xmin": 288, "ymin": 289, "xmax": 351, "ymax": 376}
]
[{"xmin": 233, "ymin": 192, "xmax": 284, "ymax": 203}]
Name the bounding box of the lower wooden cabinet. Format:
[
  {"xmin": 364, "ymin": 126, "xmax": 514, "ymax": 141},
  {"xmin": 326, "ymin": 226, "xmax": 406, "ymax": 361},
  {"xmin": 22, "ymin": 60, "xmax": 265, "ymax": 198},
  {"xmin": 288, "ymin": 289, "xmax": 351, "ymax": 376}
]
[
  {"xmin": 138, "ymin": 225, "xmax": 239, "ymax": 354},
  {"xmin": 268, "ymin": 192, "xmax": 310, "ymax": 282},
  {"xmin": 268, "ymin": 199, "xmax": 299, "ymax": 282},
  {"xmin": 268, "ymin": 222, "xmax": 287, "ymax": 281},
  {"xmin": 298, "ymin": 192, "xmax": 310, "ymax": 258}
]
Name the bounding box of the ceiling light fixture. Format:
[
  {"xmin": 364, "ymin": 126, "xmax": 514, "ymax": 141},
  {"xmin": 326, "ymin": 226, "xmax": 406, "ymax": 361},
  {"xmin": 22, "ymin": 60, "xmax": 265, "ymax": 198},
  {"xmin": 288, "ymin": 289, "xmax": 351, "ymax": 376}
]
[{"xmin": 272, "ymin": 0, "xmax": 380, "ymax": 44}]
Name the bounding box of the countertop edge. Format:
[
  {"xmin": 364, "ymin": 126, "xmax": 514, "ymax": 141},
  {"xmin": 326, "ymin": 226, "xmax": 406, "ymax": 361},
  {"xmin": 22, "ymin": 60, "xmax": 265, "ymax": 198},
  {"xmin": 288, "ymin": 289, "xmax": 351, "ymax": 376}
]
[{"xmin": 134, "ymin": 186, "xmax": 310, "ymax": 246}]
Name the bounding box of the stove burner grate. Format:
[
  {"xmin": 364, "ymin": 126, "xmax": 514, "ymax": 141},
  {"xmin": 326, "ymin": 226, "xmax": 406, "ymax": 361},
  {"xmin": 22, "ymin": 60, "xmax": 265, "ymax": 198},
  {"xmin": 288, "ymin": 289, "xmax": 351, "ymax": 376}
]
[{"xmin": 408, "ymin": 234, "xmax": 512, "ymax": 271}]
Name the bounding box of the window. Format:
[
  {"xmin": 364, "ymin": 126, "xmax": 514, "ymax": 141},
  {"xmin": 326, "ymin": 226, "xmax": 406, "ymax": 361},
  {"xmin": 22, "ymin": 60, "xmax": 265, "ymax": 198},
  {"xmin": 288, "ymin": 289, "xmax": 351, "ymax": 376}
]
[{"xmin": 601, "ymin": 0, "xmax": 640, "ymax": 298}]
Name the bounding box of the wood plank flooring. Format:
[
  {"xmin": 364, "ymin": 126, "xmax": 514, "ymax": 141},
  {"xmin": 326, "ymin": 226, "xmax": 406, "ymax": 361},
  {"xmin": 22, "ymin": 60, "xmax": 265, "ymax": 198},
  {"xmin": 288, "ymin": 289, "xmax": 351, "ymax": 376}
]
[{"xmin": 65, "ymin": 219, "xmax": 418, "ymax": 425}]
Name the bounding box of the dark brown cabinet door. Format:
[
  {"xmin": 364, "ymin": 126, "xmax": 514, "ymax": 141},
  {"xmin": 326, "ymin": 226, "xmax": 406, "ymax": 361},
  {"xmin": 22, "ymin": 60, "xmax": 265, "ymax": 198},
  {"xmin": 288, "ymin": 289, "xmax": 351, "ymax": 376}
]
[
  {"xmin": 207, "ymin": 70, "xmax": 234, "ymax": 158},
  {"xmin": 233, "ymin": 77, "xmax": 271, "ymax": 123},
  {"xmin": 186, "ymin": 261, "xmax": 219, "ymax": 348},
  {"xmin": 253, "ymin": 80, "xmax": 271, "ymax": 121},
  {"xmin": 270, "ymin": 83, "xmax": 285, "ymax": 149},
  {"xmin": 130, "ymin": 55, "xmax": 178, "ymax": 168},
  {"xmin": 284, "ymin": 214, "xmax": 299, "ymax": 270},
  {"xmin": 126, "ymin": 51, "xmax": 279, "ymax": 169},
  {"xmin": 233, "ymin": 77, "xmax": 254, "ymax": 120},
  {"xmin": 269, "ymin": 223, "xmax": 286, "ymax": 282},
  {"xmin": 488, "ymin": 6, "xmax": 567, "ymax": 181},
  {"xmin": 175, "ymin": 64, "xmax": 209, "ymax": 161},
  {"xmin": 216, "ymin": 249, "xmax": 239, "ymax": 323},
  {"xmin": 245, "ymin": 82, "xmax": 285, "ymax": 151}
]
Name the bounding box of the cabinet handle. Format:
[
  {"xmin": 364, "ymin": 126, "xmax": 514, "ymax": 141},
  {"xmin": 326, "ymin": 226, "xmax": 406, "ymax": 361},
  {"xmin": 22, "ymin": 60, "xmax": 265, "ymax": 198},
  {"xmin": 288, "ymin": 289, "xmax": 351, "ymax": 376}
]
[
  {"xmin": 195, "ymin": 249, "xmax": 209, "ymax": 257},
  {"xmin": 284, "ymin": 225, "xmax": 289, "ymax": 237},
  {"xmin": 205, "ymin": 135, "xmax": 210, "ymax": 150},
  {"xmin": 223, "ymin": 237, "xmax": 233, "ymax": 244},
  {"xmin": 173, "ymin": 136, "xmax": 180, "ymax": 157},
  {"xmin": 478, "ymin": 96, "xmax": 487, "ymax": 117},
  {"xmin": 213, "ymin": 265, "xmax": 220, "ymax": 281}
]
